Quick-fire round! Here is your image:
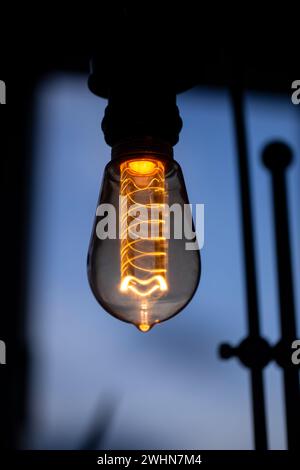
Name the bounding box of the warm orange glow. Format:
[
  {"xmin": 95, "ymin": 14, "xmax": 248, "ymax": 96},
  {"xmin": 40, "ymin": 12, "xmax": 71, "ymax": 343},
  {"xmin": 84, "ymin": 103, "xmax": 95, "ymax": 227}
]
[
  {"xmin": 120, "ymin": 159, "xmax": 168, "ymax": 331},
  {"xmin": 120, "ymin": 274, "xmax": 167, "ymax": 297},
  {"xmin": 138, "ymin": 323, "xmax": 151, "ymax": 332},
  {"xmin": 128, "ymin": 160, "xmax": 157, "ymax": 175}
]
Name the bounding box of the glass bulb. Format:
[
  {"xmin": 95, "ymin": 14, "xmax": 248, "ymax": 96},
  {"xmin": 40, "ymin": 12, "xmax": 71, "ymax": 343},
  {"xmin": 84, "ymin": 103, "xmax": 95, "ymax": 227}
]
[{"xmin": 87, "ymin": 139, "xmax": 200, "ymax": 332}]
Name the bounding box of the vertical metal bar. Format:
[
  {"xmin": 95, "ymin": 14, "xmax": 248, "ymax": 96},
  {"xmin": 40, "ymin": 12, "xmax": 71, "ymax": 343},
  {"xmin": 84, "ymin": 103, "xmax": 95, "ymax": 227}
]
[
  {"xmin": 262, "ymin": 142, "xmax": 300, "ymax": 450},
  {"xmin": 230, "ymin": 87, "xmax": 268, "ymax": 450}
]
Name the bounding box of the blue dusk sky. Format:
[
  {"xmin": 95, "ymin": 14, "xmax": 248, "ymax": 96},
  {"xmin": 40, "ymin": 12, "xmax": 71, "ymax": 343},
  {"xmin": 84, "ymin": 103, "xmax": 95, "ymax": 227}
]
[{"xmin": 27, "ymin": 75, "xmax": 300, "ymax": 449}]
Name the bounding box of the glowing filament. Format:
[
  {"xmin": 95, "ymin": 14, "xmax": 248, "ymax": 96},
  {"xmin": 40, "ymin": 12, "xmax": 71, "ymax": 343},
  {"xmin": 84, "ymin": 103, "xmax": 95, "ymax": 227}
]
[
  {"xmin": 120, "ymin": 274, "xmax": 168, "ymax": 297},
  {"xmin": 120, "ymin": 158, "xmax": 168, "ymax": 329}
]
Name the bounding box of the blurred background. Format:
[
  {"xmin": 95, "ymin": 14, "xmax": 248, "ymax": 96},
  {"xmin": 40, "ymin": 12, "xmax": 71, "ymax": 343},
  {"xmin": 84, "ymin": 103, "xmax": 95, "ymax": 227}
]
[
  {"xmin": 1, "ymin": 4, "xmax": 299, "ymax": 451},
  {"xmin": 25, "ymin": 76, "xmax": 299, "ymax": 449}
]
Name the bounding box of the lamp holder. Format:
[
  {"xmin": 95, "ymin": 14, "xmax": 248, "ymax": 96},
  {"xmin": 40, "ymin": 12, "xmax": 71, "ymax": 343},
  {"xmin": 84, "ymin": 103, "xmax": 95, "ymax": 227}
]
[
  {"xmin": 89, "ymin": 79, "xmax": 182, "ymax": 147},
  {"xmin": 88, "ymin": 51, "xmax": 189, "ymax": 147}
]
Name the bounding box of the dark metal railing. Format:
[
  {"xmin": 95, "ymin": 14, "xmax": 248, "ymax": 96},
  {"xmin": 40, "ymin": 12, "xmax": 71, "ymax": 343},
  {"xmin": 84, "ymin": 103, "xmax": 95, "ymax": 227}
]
[
  {"xmin": 262, "ymin": 142, "xmax": 300, "ymax": 450},
  {"xmin": 220, "ymin": 88, "xmax": 299, "ymax": 450},
  {"xmin": 220, "ymin": 87, "xmax": 269, "ymax": 450}
]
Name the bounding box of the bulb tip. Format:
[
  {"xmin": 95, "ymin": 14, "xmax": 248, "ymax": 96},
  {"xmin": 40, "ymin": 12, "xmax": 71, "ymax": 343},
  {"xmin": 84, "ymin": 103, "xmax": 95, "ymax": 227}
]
[{"xmin": 138, "ymin": 323, "xmax": 151, "ymax": 333}]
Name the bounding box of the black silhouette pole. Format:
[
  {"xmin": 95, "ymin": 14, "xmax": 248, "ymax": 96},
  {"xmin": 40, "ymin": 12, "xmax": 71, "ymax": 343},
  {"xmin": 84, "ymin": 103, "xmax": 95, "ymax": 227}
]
[
  {"xmin": 220, "ymin": 86, "xmax": 270, "ymax": 450},
  {"xmin": 262, "ymin": 142, "xmax": 300, "ymax": 450}
]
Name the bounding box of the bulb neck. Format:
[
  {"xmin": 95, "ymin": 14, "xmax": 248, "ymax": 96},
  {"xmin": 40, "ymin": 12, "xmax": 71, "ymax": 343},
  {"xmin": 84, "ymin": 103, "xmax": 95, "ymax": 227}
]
[{"xmin": 111, "ymin": 137, "xmax": 174, "ymax": 161}]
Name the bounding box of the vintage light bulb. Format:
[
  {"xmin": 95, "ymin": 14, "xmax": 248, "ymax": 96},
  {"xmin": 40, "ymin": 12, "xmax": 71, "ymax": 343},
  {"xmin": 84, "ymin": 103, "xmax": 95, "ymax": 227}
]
[{"xmin": 87, "ymin": 139, "xmax": 200, "ymax": 332}]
